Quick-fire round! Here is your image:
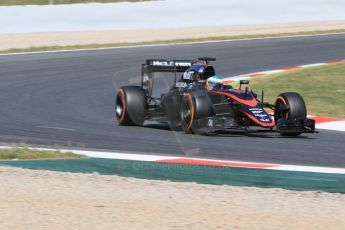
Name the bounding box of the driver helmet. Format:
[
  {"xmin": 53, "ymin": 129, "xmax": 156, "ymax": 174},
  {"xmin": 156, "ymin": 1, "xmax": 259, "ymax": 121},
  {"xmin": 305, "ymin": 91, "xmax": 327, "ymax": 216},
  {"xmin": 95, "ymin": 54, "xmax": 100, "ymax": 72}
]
[{"xmin": 206, "ymin": 75, "xmax": 222, "ymax": 91}]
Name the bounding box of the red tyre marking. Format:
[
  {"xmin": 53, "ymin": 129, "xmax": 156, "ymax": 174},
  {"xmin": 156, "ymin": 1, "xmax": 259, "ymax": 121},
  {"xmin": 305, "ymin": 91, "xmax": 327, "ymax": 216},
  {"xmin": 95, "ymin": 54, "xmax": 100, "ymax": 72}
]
[
  {"xmin": 275, "ymin": 96, "xmax": 288, "ymax": 119},
  {"xmin": 185, "ymin": 93, "xmax": 195, "ymax": 132}
]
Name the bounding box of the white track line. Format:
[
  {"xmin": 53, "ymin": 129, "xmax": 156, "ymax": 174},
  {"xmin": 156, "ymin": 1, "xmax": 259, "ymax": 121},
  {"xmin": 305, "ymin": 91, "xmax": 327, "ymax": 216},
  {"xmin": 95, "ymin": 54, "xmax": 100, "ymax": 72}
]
[
  {"xmin": 0, "ymin": 32, "xmax": 344, "ymax": 57},
  {"xmin": 316, "ymin": 121, "xmax": 345, "ymax": 132},
  {"xmin": 38, "ymin": 126, "xmax": 76, "ymax": 132}
]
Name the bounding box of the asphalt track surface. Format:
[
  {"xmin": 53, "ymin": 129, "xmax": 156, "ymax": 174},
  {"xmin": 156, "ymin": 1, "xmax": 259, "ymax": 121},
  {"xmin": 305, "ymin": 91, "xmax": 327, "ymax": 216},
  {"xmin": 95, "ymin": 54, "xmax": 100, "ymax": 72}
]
[{"xmin": 0, "ymin": 34, "xmax": 344, "ymax": 167}]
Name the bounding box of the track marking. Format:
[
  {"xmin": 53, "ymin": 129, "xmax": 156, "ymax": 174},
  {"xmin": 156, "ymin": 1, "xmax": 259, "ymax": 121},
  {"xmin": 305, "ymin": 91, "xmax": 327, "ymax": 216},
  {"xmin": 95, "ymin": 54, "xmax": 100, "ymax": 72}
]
[
  {"xmin": 0, "ymin": 32, "xmax": 344, "ymax": 56},
  {"xmin": 156, "ymin": 158, "xmax": 278, "ymax": 169},
  {"xmin": 38, "ymin": 126, "xmax": 76, "ymax": 131},
  {"xmin": 222, "ymin": 60, "xmax": 345, "ymax": 83},
  {"xmin": 1, "ymin": 145, "xmax": 344, "ymax": 174}
]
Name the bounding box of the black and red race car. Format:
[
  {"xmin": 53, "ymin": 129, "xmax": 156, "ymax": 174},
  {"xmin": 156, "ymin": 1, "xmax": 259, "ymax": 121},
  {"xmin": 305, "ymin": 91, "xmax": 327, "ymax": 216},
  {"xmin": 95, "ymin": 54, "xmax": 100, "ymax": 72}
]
[{"xmin": 115, "ymin": 57, "xmax": 315, "ymax": 136}]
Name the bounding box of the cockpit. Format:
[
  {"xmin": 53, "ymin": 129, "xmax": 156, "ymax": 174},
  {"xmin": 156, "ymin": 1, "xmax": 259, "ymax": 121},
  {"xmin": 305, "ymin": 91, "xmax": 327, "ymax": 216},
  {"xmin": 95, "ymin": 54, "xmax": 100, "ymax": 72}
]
[{"xmin": 179, "ymin": 64, "xmax": 216, "ymax": 83}]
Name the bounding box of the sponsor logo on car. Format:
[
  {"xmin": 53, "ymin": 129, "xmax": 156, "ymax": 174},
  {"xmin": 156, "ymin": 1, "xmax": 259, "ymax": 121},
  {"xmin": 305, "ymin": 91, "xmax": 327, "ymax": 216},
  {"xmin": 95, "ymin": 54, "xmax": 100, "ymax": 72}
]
[
  {"xmin": 175, "ymin": 62, "xmax": 192, "ymax": 67},
  {"xmin": 151, "ymin": 61, "xmax": 192, "ymax": 67},
  {"xmin": 152, "ymin": 61, "xmax": 171, "ymax": 66},
  {"xmin": 175, "ymin": 82, "xmax": 187, "ymax": 88},
  {"xmin": 183, "ymin": 71, "xmax": 195, "ymax": 80}
]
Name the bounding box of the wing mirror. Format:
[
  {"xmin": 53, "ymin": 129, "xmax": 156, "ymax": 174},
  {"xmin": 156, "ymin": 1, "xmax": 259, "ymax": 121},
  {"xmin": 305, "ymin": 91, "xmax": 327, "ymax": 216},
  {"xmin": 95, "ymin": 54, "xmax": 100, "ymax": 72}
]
[{"xmin": 239, "ymin": 80, "xmax": 249, "ymax": 90}]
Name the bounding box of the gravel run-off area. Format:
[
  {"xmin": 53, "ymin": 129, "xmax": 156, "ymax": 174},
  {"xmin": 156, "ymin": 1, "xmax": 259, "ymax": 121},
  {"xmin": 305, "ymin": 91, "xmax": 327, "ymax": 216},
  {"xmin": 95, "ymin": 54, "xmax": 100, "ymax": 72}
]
[{"xmin": 1, "ymin": 166, "xmax": 345, "ymax": 229}]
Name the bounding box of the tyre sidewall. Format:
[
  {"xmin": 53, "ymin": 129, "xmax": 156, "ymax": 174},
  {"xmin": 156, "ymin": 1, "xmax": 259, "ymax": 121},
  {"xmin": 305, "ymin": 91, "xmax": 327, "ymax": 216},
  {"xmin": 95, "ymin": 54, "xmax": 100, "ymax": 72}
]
[
  {"xmin": 180, "ymin": 93, "xmax": 212, "ymax": 134},
  {"xmin": 116, "ymin": 86, "xmax": 147, "ymax": 126},
  {"xmin": 275, "ymin": 92, "xmax": 307, "ymax": 136}
]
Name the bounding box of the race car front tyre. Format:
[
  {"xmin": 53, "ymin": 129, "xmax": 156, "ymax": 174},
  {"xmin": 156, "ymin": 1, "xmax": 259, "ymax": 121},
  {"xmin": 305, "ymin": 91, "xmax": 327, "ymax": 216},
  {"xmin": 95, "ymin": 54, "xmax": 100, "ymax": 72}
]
[
  {"xmin": 180, "ymin": 93, "xmax": 212, "ymax": 134},
  {"xmin": 115, "ymin": 86, "xmax": 147, "ymax": 126},
  {"xmin": 274, "ymin": 92, "xmax": 307, "ymax": 136}
]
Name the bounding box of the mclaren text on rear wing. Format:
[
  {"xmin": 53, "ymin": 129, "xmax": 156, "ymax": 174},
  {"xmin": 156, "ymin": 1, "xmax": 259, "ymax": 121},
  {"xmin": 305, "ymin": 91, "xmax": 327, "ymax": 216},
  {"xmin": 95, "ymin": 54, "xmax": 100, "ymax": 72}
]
[{"xmin": 143, "ymin": 59, "xmax": 193, "ymax": 72}]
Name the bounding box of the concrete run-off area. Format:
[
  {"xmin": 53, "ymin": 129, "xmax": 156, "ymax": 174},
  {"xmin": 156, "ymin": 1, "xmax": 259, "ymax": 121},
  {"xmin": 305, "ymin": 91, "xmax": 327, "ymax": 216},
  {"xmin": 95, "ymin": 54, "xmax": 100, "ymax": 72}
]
[
  {"xmin": 0, "ymin": 0, "xmax": 344, "ymax": 51},
  {"xmin": 0, "ymin": 0, "xmax": 345, "ymax": 33},
  {"xmin": 0, "ymin": 21, "xmax": 345, "ymax": 51}
]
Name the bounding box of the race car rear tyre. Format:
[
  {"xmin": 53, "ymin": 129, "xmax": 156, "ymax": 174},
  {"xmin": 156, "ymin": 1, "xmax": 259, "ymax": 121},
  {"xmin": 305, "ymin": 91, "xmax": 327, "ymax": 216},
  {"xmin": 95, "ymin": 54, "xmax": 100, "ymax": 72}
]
[
  {"xmin": 115, "ymin": 86, "xmax": 147, "ymax": 126},
  {"xmin": 180, "ymin": 93, "xmax": 212, "ymax": 134},
  {"xmin": 274, "ymin": 92, "xmax": 307, "ymax": 136}
]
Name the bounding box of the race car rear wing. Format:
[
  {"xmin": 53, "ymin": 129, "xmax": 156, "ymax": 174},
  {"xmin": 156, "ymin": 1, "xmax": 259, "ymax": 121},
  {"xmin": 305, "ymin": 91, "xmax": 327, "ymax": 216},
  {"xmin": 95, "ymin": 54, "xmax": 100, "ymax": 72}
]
[
  {"xmin": 143, "ymin": 59, "xmax": 193, "ymax": 72},
  {"xmin": 142, "ymin": 59, "xmax": 194, "ymax": 97}
]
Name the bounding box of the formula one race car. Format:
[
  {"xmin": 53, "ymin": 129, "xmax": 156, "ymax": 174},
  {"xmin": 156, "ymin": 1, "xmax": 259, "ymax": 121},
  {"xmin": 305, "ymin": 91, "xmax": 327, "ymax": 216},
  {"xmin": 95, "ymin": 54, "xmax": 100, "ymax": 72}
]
[{"xmin": 115, "ymin": 57, "xmax": 315, "ymax": 136}]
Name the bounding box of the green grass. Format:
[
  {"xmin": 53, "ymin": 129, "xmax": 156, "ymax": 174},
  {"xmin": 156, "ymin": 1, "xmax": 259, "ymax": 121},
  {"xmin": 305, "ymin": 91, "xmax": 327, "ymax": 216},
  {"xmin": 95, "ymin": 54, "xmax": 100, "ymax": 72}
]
[
  {"xmin": 0, "ymin": 0, "xmax": 147, "ymax": 6},
  {"xmin": 0, "ymin": 147, "xmax": 86, "ymax": 160},
  {"xmin": 249, "ymin": 62, "xmax": 345, "ymax": 119},
  {"xmin": 1, "ymin": 29, "xmax": 345, "ymax": 54}
]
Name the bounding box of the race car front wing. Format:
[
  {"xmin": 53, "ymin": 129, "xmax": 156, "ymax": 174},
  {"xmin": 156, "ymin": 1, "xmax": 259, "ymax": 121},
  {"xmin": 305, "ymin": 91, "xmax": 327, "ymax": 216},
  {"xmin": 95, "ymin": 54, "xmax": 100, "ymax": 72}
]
[
  {"xmin": 193, "ymin": 116, "xmax": 316, "ymax": 134},
  {"xmin": 275, "ymin": 117, "xmax": 316, "ymax": 134}
]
